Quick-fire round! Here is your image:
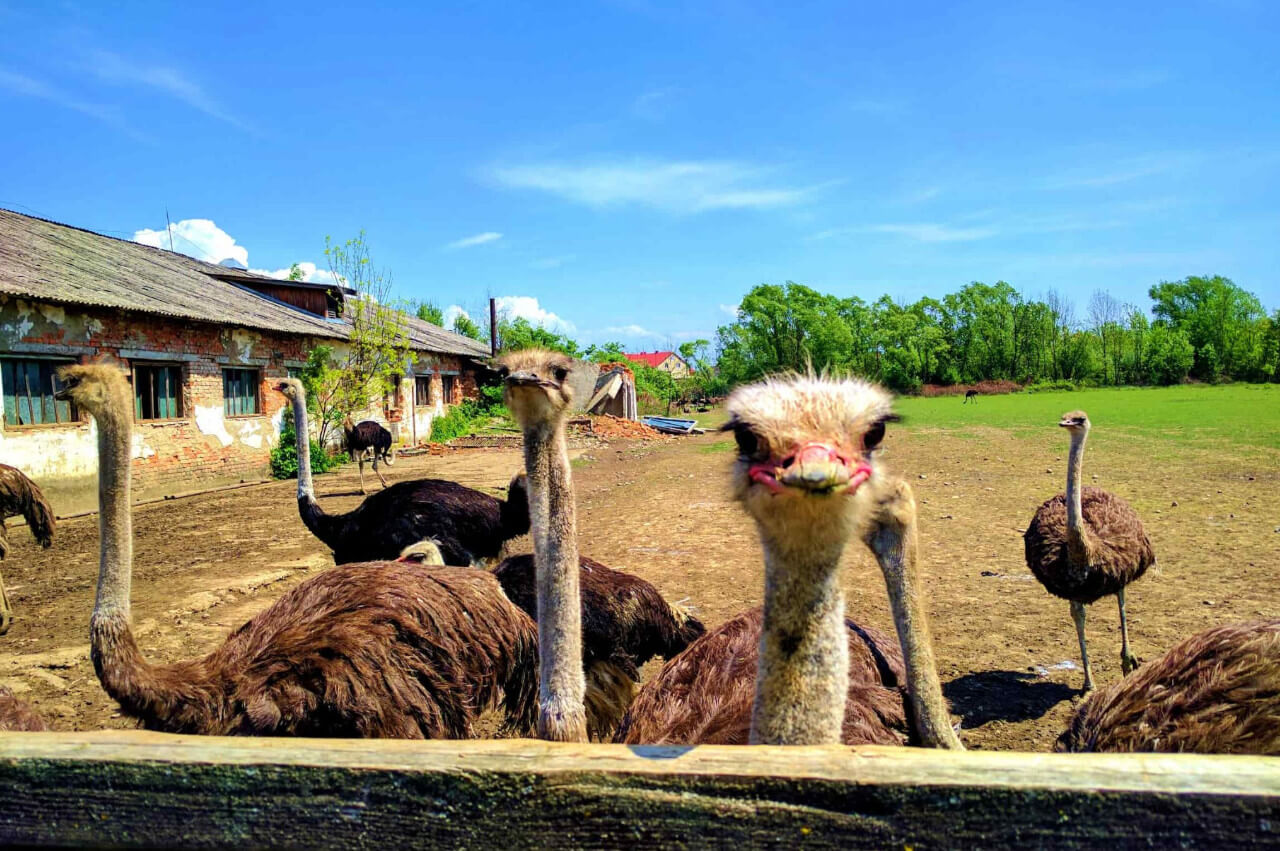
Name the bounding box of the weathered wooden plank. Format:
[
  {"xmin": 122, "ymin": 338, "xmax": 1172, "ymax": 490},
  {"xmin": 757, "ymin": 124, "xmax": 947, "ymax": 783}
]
[{"xmin": 2, "ymin": 732, "xmax": 1279, "ymax": 849}]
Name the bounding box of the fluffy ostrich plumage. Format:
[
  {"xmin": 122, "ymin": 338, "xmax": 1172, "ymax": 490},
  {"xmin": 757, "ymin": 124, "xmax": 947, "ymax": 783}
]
[
  {"xmin": 0, "ymin": 463, "xmax": 55, "ymax": 558},
  {"xmin": 1058, "ymin": 618, "xmax": 1280, "ymax": 754},
  {"xmin": 59, "ymin": 362, "xmax": 539, "ymax": 738},
  {"xmin": 615, "ymin": 608, "xmax": 910, "ymax": 746},
  {"xmin": 492, "ymin": 553, "xmax": 706, "ymax": 739},
  {"xmin": 343, "ymin": 418, "xmax": 394, "ymax": 464},
  {"xmin": 301, "ymin": 475, "xmax": 530, "ymax": 566},
  {"xmin": 1025, "ymin": 486, "xmax": 1154, "ymax": 603},
  {"xmin": 0, "ymin": 686, "xmax": 48, "ymax": 731}
]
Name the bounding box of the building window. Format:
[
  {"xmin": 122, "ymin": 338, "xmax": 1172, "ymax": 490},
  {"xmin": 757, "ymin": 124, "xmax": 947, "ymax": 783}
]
[
  {"xmin": 222, "ymin": 368, "xmax": 260, "ymax": 416},
  {"xmin": 415, "ymin": 375, "xmax": 432, "ymax": 407},
  {"xmin": 1, "ymin": 357, "xmax": 78, "ymax": 426},
  {"xmin": 441, "ymin": 375, "xmax": 456, "ymax": 405},
  {"xmin": 134, "ymin": 364, "xmax": 183, "ymax": 421}
]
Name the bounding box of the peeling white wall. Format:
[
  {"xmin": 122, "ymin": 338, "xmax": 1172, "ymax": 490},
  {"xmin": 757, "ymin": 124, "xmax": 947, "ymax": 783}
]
[{"xmin": 0, "ymin": 420, "xmax": 99, "ymax": 479}]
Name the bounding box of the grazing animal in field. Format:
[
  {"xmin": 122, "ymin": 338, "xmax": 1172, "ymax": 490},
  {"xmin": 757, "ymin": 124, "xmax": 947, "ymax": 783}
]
[
  {"xmin": 279, "ymin": 379, "xmax": 529, "ymax": 566},
  {"xmin": 617, "ymin": 375, "xmax": 961, "ymax": 748},
  {"xmin": 0, "ymin": 463, "xmax": 55, "ymax": 635},
  {"xmin": 963, "ymin": 389, "xmax": 978, "ymax": 404},
  {"xmin": 400, "ymin": 539, "xmax": 707, "ymax": 740},
  {"xmin": 1025, "ymin": 411, "xmax": 1154, "ymax": 692},
  {"xmin": 343, "ymin": 416, "xmax": 394, "ymax": 494},
  {"xmin": 1058, "ymin": 618, "xmax": 1280, "ymax": 754},
  {"xmin": 0, "ymin": 686, "xmax": 48, "ymax": 731},
  {"xmin": 56, "ymin": 363, "xmax": 538, "ymax": 738}
]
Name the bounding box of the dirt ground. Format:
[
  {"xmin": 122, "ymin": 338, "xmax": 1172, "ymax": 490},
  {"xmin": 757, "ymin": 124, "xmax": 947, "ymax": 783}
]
[{"xmin": 2, "ymin": 422, "xmax": 1277, "ymax": 751}]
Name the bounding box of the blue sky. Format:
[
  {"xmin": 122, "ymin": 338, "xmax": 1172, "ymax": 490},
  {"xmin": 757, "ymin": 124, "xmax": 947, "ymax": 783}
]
[{"xmin": 2, "ymin": 1, "xmax": 1277, "ymax": 349}]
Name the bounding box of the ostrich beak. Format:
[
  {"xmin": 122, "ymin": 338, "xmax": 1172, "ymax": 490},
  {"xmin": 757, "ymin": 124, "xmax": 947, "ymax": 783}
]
[
  {"xmin": 506, "ymin": 370, "xmax": 550, "ymax": 388},
  {"xmin": 751, "ymin": 442, "xmax": 870, "ymax": 496}
]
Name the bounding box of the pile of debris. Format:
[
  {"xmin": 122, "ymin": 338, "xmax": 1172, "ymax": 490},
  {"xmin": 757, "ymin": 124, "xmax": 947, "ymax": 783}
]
[{"xmin": 581, "ymin": 415, "xmax": 669, "ymax": 441}]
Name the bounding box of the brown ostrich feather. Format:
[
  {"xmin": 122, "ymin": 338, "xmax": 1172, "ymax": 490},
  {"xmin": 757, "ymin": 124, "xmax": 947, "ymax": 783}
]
[
  {"xmin": 94, "ymin": 563, "xmax": 539, "ymax": 737},
  {"xmin": 1057, "ymin": 618, "xmax": 1280, "ymax": 754},
  {"xmin": 0, "ymin": 686, "xmax": 48, "ymax": 731},
  {"xmin": 0, "ymin": 463, "xmax": 56, "ymax": 556},
  {"xmin": 615, "ymin": 608, "xmax": 910, "ymax": 746},
  {"xmin": 492, "ymin": 553, "xmax": 706, "ymax": 739},
  {"xmin": 1024, "ymin": 487, "xmax": 1154, "ymax": 603}
]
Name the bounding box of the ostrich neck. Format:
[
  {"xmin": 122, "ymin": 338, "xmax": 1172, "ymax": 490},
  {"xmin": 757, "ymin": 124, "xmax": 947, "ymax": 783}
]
[
  {"xmin": 1065, "ymin": 430, "xmax": 1090, "ymax": 561},
  {"xmin": 289, "ymin": 394, "xmax": 314, "ymax": 500},
  {"xmin": 751, "ymin": 535, "xmax": 849, "ymax": 745},
  {"xmin": 869, "ymin": 508, "xmax": 963, "ymax": 750},
  {"xmin": 521, "ymin": 418, "xmax": 586, "ymax": 742},
  {"xmin": 94, "ymin": 405, "xmax": 133, "ymax": 621}
]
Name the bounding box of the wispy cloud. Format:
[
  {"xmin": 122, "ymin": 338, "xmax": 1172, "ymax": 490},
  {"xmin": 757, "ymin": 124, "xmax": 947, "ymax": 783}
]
[
  {"xmin": 83, "ymin": 49, "xmax": 249, "ymax": 131},
  {"xmin": 0, "ymin": 67, "xmax": 144, "ymax": 139},
  {"xmin": 1043, "ymin": 152, "xmax": 1195, "ymax": 189},
  {"xmin": 811, "ymin": 212, "xmax": 1129, "ymax": 244},
  {"xmin": 445, "ymin": 231, "xmax": 503, "ymax": 250},
  {"xmin": 488, "ymin": 158, "xmax": 823, "ymax": 213},
  {"xmin": 811, "ymin": 223, "xmax": 999, "ymax": 243},
  {"xmin": 603, "ymin": 323, "xmax": 660, "ymax": 337},
  {"xmin": 848, "ymin": 96, "xmax": 908, "ymax": 115},
  {"xmin": 632, "ymin": 87, "xmax": 675, "ymax": 120}
]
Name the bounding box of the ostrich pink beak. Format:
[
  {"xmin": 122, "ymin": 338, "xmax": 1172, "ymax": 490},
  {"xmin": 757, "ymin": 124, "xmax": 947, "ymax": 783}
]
[{"xmin": 749, "ymin": 442, "xmax": 870, "ymax": 496}]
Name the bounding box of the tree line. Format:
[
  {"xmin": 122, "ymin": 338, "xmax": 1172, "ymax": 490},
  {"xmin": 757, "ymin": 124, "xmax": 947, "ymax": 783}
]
[{"xmin": 714, "ymin": 275, "xmax": 1279, "ymax": 393}]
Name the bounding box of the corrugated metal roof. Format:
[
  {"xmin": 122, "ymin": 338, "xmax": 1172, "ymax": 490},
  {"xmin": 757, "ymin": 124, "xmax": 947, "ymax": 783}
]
[
  {"xmin": 0, "ymin": 209, "xmax": 490, "ymax": 358},
  {"xmin": 625, "ymin": 351, "xmax": 677, "ymax": 368}
]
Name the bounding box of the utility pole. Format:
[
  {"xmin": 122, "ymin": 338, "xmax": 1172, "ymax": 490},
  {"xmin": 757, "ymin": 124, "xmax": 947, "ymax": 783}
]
[{"xmin": 489, "ymin": 297, "xmax": 498, "ymax": 356}]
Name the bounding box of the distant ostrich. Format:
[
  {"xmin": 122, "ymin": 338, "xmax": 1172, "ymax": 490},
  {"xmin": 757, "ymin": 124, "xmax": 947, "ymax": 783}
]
[
  {"xmin": 496, "ymin": 348, "xmax": 591, "ymax": 741},
  {"xmin": 618, "ymin": 374, "xmax": 961, "ymax": 748},
  {"xmin": 279, "ymin": 380, "xmax": 529, "ymax": 566},
  {"xmin": 0, "ymin": 686, "xmax": 48, "ymax": 731},
  {"xmin": 343, "ymin": 415, "xmax": 395, "ymax": 494},
  {"xmin": 55, "ymin": 363, "xmax": 538, "ymax": 737},
  {"xmin": 1058, "ymin": 618, "xmax": 1280, "ymax": 754},
  {"xmin": 1025, "ymin": 411, "xmax": 1154, "ymax": 692},
  {"xmin": 400, "ymin": 540, "xmax": 707, "ymax": 740},
  {"xmin": 964, "ymin": 389, "xmax": 978, "ymax": 404},
  {"xmin": 0, "ymin": 463, "xmax": 56, "ymax": 635}
]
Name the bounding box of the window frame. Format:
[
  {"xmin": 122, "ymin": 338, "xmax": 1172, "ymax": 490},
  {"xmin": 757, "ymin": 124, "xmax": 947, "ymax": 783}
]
[
  {"xmin": 132, "ymin": 362, "xmax": 185, "ymax": 422},
  {"xmin": 222, "ymin": 367, "xmax": 262, "ymax": 417},
  {"xmin": 441, "ymin": 374, "xmax": 456, "ymax": 405},
  {"xmin": 414, "ymin": 375, "xmax": 433, "ymax": 407},
  {"xmin": 0, "ymin": 356, "xmax": 80, "ymax": 428}
]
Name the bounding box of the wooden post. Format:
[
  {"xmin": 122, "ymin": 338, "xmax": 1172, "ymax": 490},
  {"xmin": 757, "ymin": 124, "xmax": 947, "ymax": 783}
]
[
  {"xmin": 489, "ymin": 297, "xmax": 498, "ymax": 356},
  {"xmin": 2, "ymin": 732, "xmax": 1279, "ymax": 848}
]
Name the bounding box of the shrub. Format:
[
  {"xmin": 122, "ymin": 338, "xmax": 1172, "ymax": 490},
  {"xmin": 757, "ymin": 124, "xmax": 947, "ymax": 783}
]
[
  {"xmin": 1024, "ymin": 379, "xmax": 1078, "ymax": 393},
  {"xmin": 919, "ymin": 380, "xmax": 1023, "ymax": 397},
  {"xmin": 271, "ymin": 418, "xmax": 347, "ymax": 479},
  {"xmin": 429, "ymin": 399, "xmax": 482, "ymax": 442}
]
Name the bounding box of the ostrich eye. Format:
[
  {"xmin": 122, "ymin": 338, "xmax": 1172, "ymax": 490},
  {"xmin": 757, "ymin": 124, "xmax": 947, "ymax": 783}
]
[
  {"xmin": 864, "ymin": 421, "xmax": 886, "ymax": 451},
  {"xmin": 733, "ymin": 424, "xmax": 766, "ymax": 459},
  {"xmin": 553, "ymin": 366, "xmax": 569, "ymax": 382}
]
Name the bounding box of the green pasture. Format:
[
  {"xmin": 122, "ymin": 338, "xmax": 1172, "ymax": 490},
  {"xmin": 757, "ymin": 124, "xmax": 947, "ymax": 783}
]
[{"xmin": 895, "ymin": 384, "xmax": 1280, "ymax": 460}]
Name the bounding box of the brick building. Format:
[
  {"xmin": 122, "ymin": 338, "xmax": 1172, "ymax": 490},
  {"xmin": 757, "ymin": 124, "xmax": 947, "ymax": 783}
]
[{"xmin": 0, "ymin": 209, "xmax": 489, "ymax": 513}]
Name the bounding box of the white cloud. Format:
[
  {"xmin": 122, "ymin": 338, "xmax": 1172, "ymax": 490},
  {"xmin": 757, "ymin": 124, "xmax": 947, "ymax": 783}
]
[
  {"xmin": 445, "ymin": 231, "xmax": 503, "ymax": 250},
  {"xmin": 530, "ymin": 255, "xmax": 575, "ymax": 269},
  {"xmin": 442, "ymin": 305, "xmax": 470, "ymax": 328},
  {"xmin": 603, "ymin": 324, "xmax": 660, "ymax": 337},
  {"xmin": 1042, "ymin": 153, "xmax": 1195, "ymax": 190},
  {"xmin": 84, "ymin": 49, "xmax": 248, "ymax": 130},
  {"xmin": 494, "ymin": 296, "xmax": 575, "ymax": 332},
  {"xmin": 488, "ymin": 158, "xmax": 821, "ymax": 213},
  {"xmin": 719, "ymin": 303, "xmax": 740, "ymax": 318},
  {"xmin": 246, "ymin": 261, "xmax": 343, "ymax": 285},
  {"xmin": 134, "ymin": 219, "xmax": 250, "ymax": 266},
  {"xmin": 868, "ymin": 223, "xmax": 1001, "ymax": 242}
]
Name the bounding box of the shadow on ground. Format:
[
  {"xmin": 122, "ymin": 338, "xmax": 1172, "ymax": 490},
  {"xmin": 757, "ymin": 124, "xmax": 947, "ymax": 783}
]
[{"xmin": 944, "ymin": 670, "xmax": 1077, "ymax": 727}]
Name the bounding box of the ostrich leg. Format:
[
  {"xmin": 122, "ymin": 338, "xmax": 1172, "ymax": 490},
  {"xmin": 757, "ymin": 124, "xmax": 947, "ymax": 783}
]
[
  {"xmin": 371, "ymin": 451, "xmax": 389, "ymax": 489},
  {"xmin": 0, "ymin": 569, "xmax": 11, "ymax": 635},
  {"xmin": 1071, "ymin": 601, "xmax": 1094, "ymax": 692},
  {"xmin": 1118, "ymin": 589, "xmax": 1137, "ymax": 675}
]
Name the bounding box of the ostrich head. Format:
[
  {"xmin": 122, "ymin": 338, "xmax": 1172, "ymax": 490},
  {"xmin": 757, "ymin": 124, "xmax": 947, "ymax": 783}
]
[
  {"xmin": 275, "ymin": 378, "xmax": 303, "ymax": 401},
  {"xmin": 723, "ymin": 374, "xmax": 897, "ymax": 551},
  {"xmin": 55, "ymin": 364, "xmax": 130, "ymax": 420},
  {"xmin": 495, "ymin": 349, "xmax": 575, "ymax": 427},
  {"xmin": 397, "ymin": 538, "xmax": 447, "ymax": 566},
  {"xmin": 1059, "ymin": 410, "xmax": 1090, "ymax": 433}
]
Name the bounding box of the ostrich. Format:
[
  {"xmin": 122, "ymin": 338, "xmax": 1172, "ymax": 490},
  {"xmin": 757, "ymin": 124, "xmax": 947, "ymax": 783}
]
[
  {"xmin": 55, "ymin": 363, "xmax": 538, "ymax": 737},
  {"xmin": 343, "ymin": 415, "xmax": 395, "ymax": 494},
  {"xmin": 278, "ymin": 379, "xmax": 529, "ymax": 566},
  {"xmin": 618, "ymin": 374, "xmax": 961, "ymax": 748},
  {"xmin": 399, "ymin": 540, "xmax": 707, "ymax": 740},
  {"xmin": 495, "ymin": 348, "xmax": 590, "ymax": 742},
  {"xmin": 1058, "ymin": 618, "xmax": 1280, "ymax": 754},
  {"xmin": 0, "ymin": 686, "xmax": 47, "ymax": 731},
  {"xmin": 1024, "ymin": 410, "xmax": 1154, "ymax": 692},
  {"xmin": 963, "ymin": 389, "xmax": 978, "ymax": 404},
  {"xmin": 0, "ymin": 463, "xmax": 56, "ymax": 635}
]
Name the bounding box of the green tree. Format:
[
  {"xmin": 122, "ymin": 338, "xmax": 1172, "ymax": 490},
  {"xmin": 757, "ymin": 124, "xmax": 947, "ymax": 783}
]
[
  {"xmin": 1142, "ymin": 325, "xmax": 1195, "ymax": 385},
  {"xmin": 415, "ymin": 301, "xmax": 445, "ymax": 326},
  {"xmin": 1149, "ymin": 275, "xmax": 1268, "ymax": 380},
  {"xmin": 497, "ymin": 316, "xmax": 580, "ymax": 356},
  {"xmin": 452, "ymin": 311, "xmax": 487, "ymax": 342}
]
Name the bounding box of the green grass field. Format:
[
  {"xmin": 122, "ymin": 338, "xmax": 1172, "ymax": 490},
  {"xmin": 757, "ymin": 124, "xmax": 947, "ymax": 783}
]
[{"xmin": 895, "ymin": 383, "xmax": 1280, "ymax": 458}]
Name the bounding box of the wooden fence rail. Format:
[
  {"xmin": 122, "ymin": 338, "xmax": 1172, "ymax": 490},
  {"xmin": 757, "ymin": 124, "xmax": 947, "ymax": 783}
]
[{"xmin": 2, "ymin": 731, "xmax": 1279, "ymax": 849}]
